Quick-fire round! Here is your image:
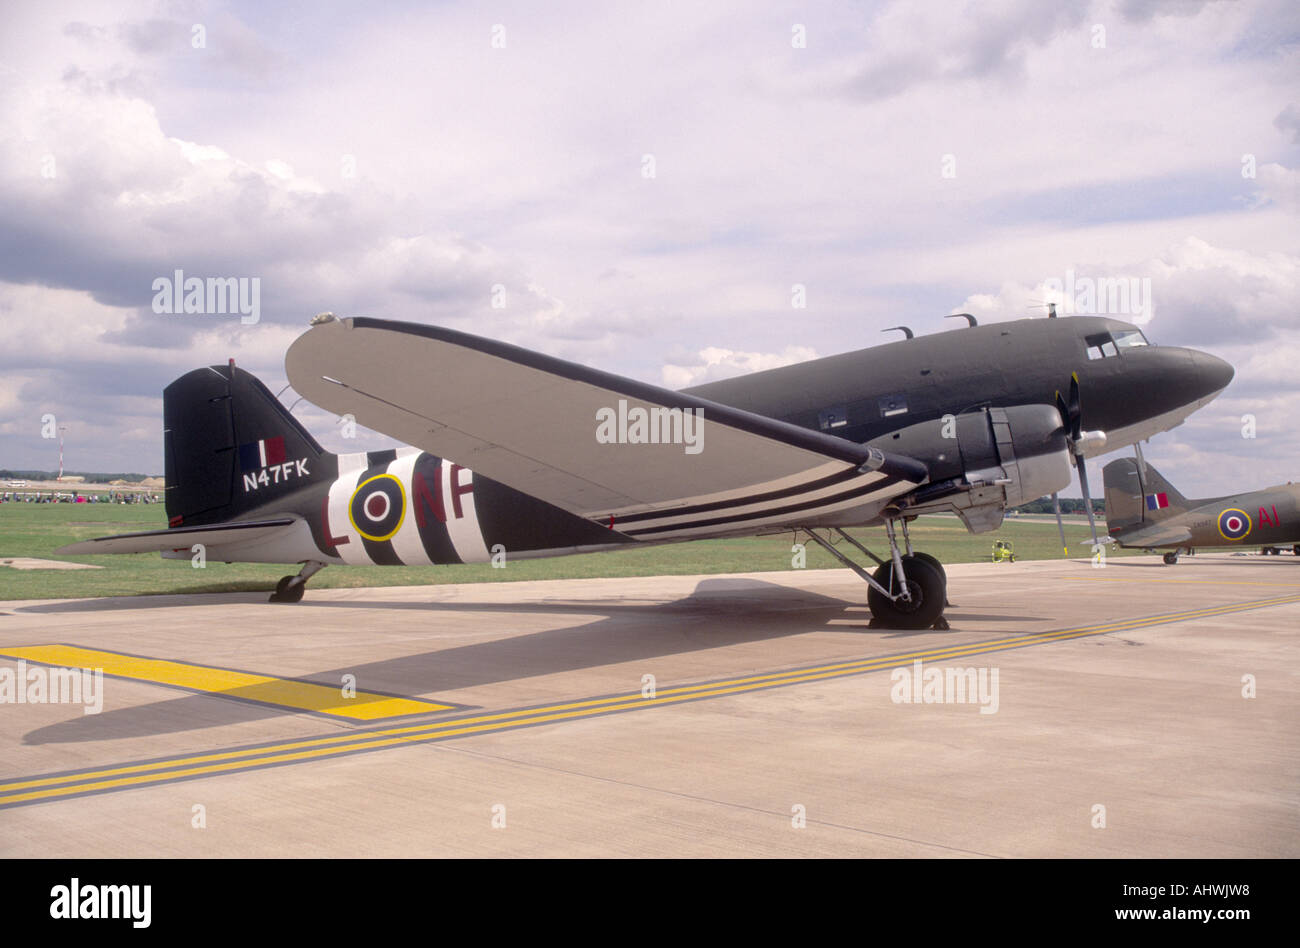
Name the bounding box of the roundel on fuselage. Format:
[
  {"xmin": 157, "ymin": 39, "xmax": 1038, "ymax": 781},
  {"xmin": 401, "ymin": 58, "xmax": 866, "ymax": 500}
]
[
  {"xmin": 1216, "ymin": 508, "xmax": 1251, "ymax": 541},
  {"xmin": 349, "ymin": 473, "xmax": 406, "ymax": 542}
]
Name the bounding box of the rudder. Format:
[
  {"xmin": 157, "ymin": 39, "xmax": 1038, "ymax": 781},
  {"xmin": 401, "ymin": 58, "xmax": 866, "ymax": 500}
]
[
  {"xmin": 164, "ymin": 363, "xmax": 331, "ymax": 527},
  {"xmin": 1103, "ymin": 456, "xmax": 1188, "ymax": 534}
]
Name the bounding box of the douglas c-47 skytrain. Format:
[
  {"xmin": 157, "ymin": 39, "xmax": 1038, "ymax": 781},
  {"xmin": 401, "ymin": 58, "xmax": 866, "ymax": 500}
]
[{"xmin": 60, "ymin": 313, "xmax": 1234, "ymax": 629}]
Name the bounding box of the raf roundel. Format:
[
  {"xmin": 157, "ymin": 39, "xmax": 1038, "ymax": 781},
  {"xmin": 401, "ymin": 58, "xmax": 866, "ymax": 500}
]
[
  {"xmin": 1216, "ymin": 508, "xmax": 1252, "ymax": 542},
  {"xmin": 349, "ymin": 474, "xmax": 406, "ymax": 542}
]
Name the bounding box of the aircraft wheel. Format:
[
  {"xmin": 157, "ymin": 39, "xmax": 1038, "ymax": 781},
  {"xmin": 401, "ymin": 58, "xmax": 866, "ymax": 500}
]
[
  {"xmin": 269, "ymin": 576, "xmax": 305, "ymax": 604},
  {"xmin": 904, "ymin": 551, "xmax": 947, "ymax": 585},
  {"xmin": 867, "ymin": 556, "xmax": 946, "ymax": 630},
  {"xmin": 1163, "ymin": 552, "xmax": 1179, "ymax": 565},
  {"xmin": 903, "ymin": 552, "xmax": 955, "ymax": 608},
  {"xmin": 1294, "ymin": 545, "xmax": 1300, "ymax": 557}
]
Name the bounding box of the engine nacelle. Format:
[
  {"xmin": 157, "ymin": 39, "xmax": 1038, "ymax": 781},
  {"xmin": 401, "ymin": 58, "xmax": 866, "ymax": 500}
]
[{"xmin": 867, "ymin": 405, "xmax": 1073, "ymax": 532}]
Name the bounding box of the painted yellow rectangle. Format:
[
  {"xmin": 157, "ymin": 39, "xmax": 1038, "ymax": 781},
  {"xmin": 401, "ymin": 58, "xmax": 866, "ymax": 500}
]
[{"xmin": 1, "ymin": 645, "xmax": 451, "ymax": 720}]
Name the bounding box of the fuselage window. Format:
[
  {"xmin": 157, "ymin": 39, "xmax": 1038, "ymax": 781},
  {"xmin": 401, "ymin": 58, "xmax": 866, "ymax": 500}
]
[
  {"xmin": 818, "ymin": 405, "xmax": 849, "ymax": 430},
  {"xmin": 877, "ymin": 394, "xmax": 909, "ymax": 418}
]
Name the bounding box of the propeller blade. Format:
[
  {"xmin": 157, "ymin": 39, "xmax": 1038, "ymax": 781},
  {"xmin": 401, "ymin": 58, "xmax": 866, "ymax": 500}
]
[
  {"xmin": 1067, "ymin": 372, "xmax": 1083, "ymax": 442},
  {"xmin": 1051, "ymin": 492, "xmax": 1067, "ymax": 556},
  {"xmin": 1076, "ymin": 454, "xmax": 1100, "ymax": 548}
]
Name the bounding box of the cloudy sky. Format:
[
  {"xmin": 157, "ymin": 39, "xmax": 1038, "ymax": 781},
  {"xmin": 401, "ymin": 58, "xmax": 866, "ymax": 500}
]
[{"xmin": 0, "ymin": 0, "xmax": 1296, "ymax": 497}]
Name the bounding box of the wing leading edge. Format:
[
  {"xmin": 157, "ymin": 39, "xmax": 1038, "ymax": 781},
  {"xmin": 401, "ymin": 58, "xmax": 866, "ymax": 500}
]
[{"xmin": 286, "ymin": 317, "xmax": 929, "ymax": 540}]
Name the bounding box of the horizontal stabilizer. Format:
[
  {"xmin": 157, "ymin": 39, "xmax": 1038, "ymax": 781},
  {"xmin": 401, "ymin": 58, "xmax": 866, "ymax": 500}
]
[
  {"xmin": 56, "ymin": 518, "xmax": 298, "ymax": 555},
  {"xmin": 1108, "ymin": 522, "xmax": 1194, "ymax": 550}
]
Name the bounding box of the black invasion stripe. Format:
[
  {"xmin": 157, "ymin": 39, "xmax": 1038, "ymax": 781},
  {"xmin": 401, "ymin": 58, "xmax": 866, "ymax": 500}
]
[
  {"xmin": 346, "ymin": 317, "xmax": 930, "ymax": 483},
  {"xmin": 367, "ymin": 449, "xmax": 398, "ymax": 467},
  {"xmin": 411, "ymin": 453, "xmax": 462, "ymax": 564},
  {"xmin": 360, "ymin": 535, "xmax": 404, "ymax": 565},
  {"xmin": 610, "ymin": 467, "xmax": 867, "ymax": 525},
  {"xmin": 622, "ymin": 474, "xmax": 905, "ymax": 537}
]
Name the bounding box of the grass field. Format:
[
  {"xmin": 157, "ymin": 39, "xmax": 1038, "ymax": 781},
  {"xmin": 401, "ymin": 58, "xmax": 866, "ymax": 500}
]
[{"xmin": 0, "ymin": 503, "xmax": 1152, "ymax": 601}]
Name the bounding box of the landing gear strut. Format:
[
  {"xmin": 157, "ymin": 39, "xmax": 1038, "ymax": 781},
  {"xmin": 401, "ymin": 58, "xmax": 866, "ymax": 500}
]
[
  {"xmin": 800, "ymin": 522, "xmax": 948, "ymax": 630},
  {"xmin": 270, "ymin": 561, "xmax": 326, "ymax": 603}
]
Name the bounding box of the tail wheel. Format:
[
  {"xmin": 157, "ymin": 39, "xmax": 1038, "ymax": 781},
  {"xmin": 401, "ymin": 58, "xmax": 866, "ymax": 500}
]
[
  {"xmin": 270, "ymin": 576, "xmax": 305, "ymax": 603},
  {"xmin": 867, "ymin": 556, "xmax": 946, "ymax": 630}
]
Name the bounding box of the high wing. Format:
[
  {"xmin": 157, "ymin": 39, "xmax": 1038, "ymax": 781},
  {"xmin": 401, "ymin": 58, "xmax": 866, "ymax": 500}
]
[
  {"xmin": 57, "ymin": 519, "xmax": 299, "ymax": 555},
  {"xmin": 286, "ymin": 317, "xmax": 929, "ymax": 539}
]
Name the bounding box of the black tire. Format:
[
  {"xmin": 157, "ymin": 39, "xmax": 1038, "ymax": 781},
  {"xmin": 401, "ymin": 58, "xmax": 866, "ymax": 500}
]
[
  {"xmin": 269, "ymin": 576, "xmax": 305, "ymax": 603},
  {"xmin": 1163, "ymin": 552, "xmax": 1179, "ymax": 565},
  {"xmin": 905, "ymin": 551, "xmax": 947, "ymax": 585},
  {"xmin": 867, "ymin": 556, "xmax": 946, "ymax": 630}
]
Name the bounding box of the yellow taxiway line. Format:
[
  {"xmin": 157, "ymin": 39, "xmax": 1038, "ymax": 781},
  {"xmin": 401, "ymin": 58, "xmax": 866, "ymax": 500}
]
[{"xmin": 0, "ymin": 644, "xmax": 453, "ymax": 721}]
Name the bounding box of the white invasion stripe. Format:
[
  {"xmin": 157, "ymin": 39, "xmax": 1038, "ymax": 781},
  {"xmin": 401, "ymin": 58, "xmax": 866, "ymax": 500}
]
[
  {"xmin": 587, "ymin": 459, "xmax": 852, "ymax": 519},
  {"xmin": 387, "ymin": 451, "xmax": 429, "ymax": 566},
  {"xmin": 441, "ymin": 459, "xmax": 491, "ymax": 564},
  {"xmin": 336, "ymin": 451, "xmax": 369, "ymax": 474},
  {"xmin": 327, "ymin": 465, "xmax": 370, "ymax": 565},
  {"xmin": 623, "ymin": 482, "xmax": 910, "ymax": 540},
  {"xmin": 395, "ymin": 446, "xmax": 420, "ymax": 458},
  {"xmin": 615, "ymin": 470, "xmax": 890, "ymax": 531}
]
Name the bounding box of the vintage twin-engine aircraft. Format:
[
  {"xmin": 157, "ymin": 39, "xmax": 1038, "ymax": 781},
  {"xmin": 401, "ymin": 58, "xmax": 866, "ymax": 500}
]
[
  {"xmin": 60, "ymin": 313, "xmax": 1233, "ymax": 628},
  {"xmin": 1104, "ymin": 455, "xmax": 1299, "ymax": 564}
]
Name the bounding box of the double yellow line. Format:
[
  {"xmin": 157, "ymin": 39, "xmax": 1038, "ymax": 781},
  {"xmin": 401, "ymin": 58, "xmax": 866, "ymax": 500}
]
[{"xmin": 3, "ymin": 593, "xmax": 1297, "ymax": 808}]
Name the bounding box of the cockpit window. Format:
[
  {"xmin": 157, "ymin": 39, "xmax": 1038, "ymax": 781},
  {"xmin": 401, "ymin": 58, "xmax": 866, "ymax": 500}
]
[
  {"xmin": 1112, "ymin": 329, "xmax": 1149, "ymax": 349},
  {"xmin": 1085, "ymin": 334, "xmax": 1118, "ymax": 360},
  {"xmin": 1085, "ymin": 330, "xmax": 1149, "ymax": 360}
]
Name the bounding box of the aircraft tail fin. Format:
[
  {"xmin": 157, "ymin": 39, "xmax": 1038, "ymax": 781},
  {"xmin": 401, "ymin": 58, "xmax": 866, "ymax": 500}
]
[
  {"xmin": 1103, "ymin": 456, "xmax": 1188, "ymax": 535},
  {"xmin": 164, "ymin": 364, "xmax": 332, "ymax": 527}
]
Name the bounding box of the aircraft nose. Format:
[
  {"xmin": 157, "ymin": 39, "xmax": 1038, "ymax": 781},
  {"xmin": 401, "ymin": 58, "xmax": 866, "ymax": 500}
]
[{"xmin": 1192, "ymin": 349, "xmax": 1234, "ymax": 396}]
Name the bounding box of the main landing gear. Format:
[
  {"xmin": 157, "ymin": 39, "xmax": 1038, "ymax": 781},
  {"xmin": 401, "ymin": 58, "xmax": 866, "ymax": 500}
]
[
  {"xmin": 1163, "ymin": 547, "xmax": 1194, "ymax": 565},
  {"xmin": 269, "ymin": 561, "xmax": 326, "ymax": 603},
  {"xmin": 800, "ymin": 518, "xmax": 949, "ymax": 630}
]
